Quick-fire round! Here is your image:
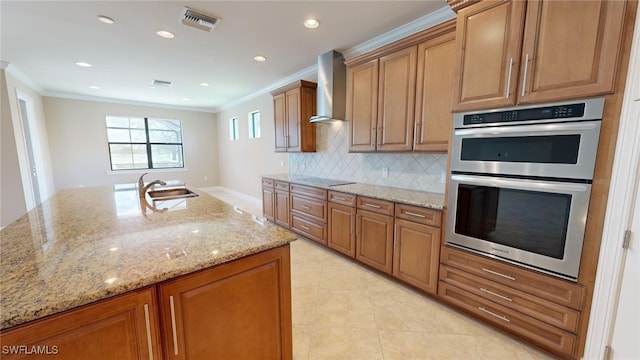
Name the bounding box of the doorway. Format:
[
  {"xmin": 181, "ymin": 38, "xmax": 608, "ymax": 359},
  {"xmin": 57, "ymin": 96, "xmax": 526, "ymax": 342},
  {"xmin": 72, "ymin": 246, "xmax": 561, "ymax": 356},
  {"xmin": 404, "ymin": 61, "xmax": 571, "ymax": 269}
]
[{"xmin": 15, "ymin": 91, "xmax": 45, "ymax": 209}]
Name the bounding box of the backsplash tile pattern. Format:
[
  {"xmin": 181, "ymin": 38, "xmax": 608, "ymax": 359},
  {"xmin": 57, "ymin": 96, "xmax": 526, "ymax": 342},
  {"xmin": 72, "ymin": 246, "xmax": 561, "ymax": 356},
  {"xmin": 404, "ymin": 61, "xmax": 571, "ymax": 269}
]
[{"xmin": 288, "ymin": 121, "xmax": 447, "ymax": 194}]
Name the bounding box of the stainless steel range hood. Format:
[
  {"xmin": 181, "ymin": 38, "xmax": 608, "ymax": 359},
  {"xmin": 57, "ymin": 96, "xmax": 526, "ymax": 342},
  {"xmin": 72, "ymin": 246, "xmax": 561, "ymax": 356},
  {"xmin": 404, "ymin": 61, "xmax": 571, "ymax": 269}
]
[{"xmin": 310, "ymin": 50, "xmax": 347, "ymax": 123}]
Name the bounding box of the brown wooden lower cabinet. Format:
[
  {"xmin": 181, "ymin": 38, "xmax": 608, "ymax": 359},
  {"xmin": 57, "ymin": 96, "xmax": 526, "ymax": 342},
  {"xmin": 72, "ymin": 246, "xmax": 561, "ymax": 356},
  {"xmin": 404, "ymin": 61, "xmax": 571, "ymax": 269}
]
[
  {"xmin": 327, "ymin": 202, "xmax": 356, "ymax": 257},
  {"xmin": 158, "ymin": 245, "xmax": 292, "ymax": 360},
  {"xmin": 275, "ymin": 188, "xmax": 290, "ymax": 228},
  {"xmin": 393, "ymin": 218, "xmax": 440, "ymax": 294},
  {"xmin": 262, "ymin": 181, "xmax": 275, "ymax": 222},
  {"xmin": 0, "ymin": 287, "xmax": 162, "ymax": 360},
  {"xmin": 356, "ymin": 209, "xmax": 394, "ymax": 274}
]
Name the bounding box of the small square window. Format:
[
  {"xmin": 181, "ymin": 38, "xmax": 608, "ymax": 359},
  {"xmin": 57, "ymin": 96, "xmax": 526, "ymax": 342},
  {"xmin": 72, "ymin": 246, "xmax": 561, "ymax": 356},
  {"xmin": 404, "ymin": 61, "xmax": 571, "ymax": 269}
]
[
  {"xmin": 229, "ymin": 117, "xmax": 239, "ymax": 141},
  {"xmin": 248, "ymin": 111, "xmax": 261, "ymax": 139}
]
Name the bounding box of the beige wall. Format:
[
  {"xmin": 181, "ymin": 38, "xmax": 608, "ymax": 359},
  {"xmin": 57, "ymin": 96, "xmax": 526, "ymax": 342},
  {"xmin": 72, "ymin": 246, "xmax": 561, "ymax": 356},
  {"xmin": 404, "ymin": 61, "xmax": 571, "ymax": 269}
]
[
  {"xmin": 1, "ymin": 69, "xmax": 55, "ymax": 227},
  {"xmin": 43, "ymin": 97, "xmax": 219, "ymax": 190},
  {"xmin": 216, "ymin": 92, "xmax": 288, "ymax": 198}
]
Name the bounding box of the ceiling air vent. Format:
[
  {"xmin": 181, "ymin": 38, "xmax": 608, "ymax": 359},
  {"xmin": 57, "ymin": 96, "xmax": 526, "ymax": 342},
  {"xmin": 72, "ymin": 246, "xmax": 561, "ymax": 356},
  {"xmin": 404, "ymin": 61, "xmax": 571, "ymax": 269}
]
[
  {"xmin": 181, "ymin": 7, "xmax": 221, "ymax": 32},
  {"xmin": 152, "ymin": 79, "xmax": 173, "ymax": 87}
]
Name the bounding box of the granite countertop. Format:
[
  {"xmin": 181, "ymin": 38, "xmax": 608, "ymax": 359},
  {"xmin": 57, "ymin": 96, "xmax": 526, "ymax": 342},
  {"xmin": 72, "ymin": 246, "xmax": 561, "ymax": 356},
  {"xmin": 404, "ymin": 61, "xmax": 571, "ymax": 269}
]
[
  {"xmin": 0, "ymin": 184, "xmax": 297, "ymax": 330},
  {"xmin": 262, "ymin": 173, "xmax": 445, "ymax": 210}
]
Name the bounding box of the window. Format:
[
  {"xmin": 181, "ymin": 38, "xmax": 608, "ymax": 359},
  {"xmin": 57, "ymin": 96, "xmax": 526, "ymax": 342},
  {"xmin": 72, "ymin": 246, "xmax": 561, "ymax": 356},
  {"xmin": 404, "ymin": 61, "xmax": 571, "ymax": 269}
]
[
  {"xmin": 248, "ymin": 110, "xmax": 261, "ymax": 138},
  {"xmin": 229, "ymin": 117, "xmax": 239, "ymax": 140},
  {"xmin": 106, "ymin": 116, "xmax": 184, "ymax": 170}
]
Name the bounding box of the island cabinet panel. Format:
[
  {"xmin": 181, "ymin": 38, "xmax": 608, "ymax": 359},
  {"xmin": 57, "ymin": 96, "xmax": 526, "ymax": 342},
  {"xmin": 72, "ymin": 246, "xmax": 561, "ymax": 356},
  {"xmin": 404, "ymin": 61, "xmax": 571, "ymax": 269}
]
[
  {"xmin": 271, "ymin": 80, "xmax": 317, "ymax": 153},
  {"xmin": 393, "ymin": 218, "xmax": 441, "ymax": 294},
  {"xmin": 262, "ymin": 179, "xmax": 275, "ymax": 222},
  {"xmin": 347, "ymin": 59, "xmax": 379, "ymax": 152},
  {"xmin": 158, "ymin": 245, "xmax": 292, "ymax": 360},
  {"xmin": 452, "ymin": 0, "xmax": 626, "ymax": 112},
  {"xmin": 414, "ymin": 32, "xmax": 456, "ymax": 152},
  {"xmin": 327, "ymin": 200, "xmax": 356, "ymax": 258},
  {"xmin": 0, "ymin": 287, "xmax": 161, "ymax": 360}
]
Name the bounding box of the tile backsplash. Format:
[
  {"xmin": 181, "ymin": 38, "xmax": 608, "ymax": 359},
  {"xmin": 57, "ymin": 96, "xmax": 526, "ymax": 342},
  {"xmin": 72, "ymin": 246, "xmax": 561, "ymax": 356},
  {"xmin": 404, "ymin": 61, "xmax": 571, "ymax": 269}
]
[{"xmin": 288, "ymin": 121, "xmax": 447, "ymax": 194}]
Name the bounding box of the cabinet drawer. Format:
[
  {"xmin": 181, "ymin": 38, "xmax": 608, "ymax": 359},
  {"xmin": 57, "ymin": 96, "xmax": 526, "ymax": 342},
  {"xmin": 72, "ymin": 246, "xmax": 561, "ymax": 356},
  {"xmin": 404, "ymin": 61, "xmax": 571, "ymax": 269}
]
[
  {"xmin": 291, "ymin": 214, "xmax": 327, "ymax": 245},
  {"xmin": 329, "ymin": 191, "xmax": 356, "ymax": 206},
  {"xmin": 395, "ymin": 203, "xmax": 442, "ymax": 227},
  {"xmin": 290, "ymin": 184, "xmax": 327, "ymax": 200},
  {"xmin": 262, "ymin": 178, "xmax": 275, "ymax": 188},
  {"xmin": 275, "ymin": 181, "xmax": 290, "ymax": 191},
  {"xmin": 356, "ymin": 196, "xmax": 394, "ymax": 216},
  {"xmin": 440, "ymin": 265, "xmax": 579, "ymax": 333},
  {"xmin": 440, "ymin": 246, "xmax": 585, "ymax": 310},
  {"xmin": 291, "ymin": 194, "xmax": 327, "ymax": 223},
  {"xmin": 439, "ymin": 282, "xmax": 576, "ymax": 358}
]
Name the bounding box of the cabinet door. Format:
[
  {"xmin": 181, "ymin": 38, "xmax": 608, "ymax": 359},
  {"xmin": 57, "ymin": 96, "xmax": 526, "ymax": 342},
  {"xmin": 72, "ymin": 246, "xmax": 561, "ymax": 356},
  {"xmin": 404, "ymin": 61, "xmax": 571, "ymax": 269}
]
[
  {"xmin": 0, "ymin": 287, "xmax": 161, "ymax": 360},
  {"xmin": 518, "ymin": 0, "xmax": 626, "ymax": 104},
  {"xmin": 328, "ymin": 202, "xmax": 356, "ymax": 258},
  {"xmin": 393, "ymin": 219, "xmax": 441, "ymax": 294},
  {"xmin": 452, "ymin": 0, "xmax": 526, "ymax": 112},
  {"xmin": 273, "ymin": 93, "xmax": 287, "ymax": 152},
  {"xmin": 348, "ymin": 59, "xmax": 379, "ymax": 152},
  {"xmin": 377, "ymin": 46, "xmax": 417, "ymax": 151},
  {"xmin": 158, "ymin": 245, "xmax": 292, "ymax": 360},
  {"xmin": 414, "ymin": 32, "xmax": 456, "ymax": 152},
  {"xmin": 285, "ymin": 88, "xmax": 301, "ymax": 152},
  {"xmin": 262, "ymin": 187, "xmax": 275, "ymax": 222},
  {"xmin": 356, "ymin": 209, "xmax": 394, "ymax": 274},
  {"xmin": 275, "ymin": 189, "xmax": 290, "ymax": 228}
]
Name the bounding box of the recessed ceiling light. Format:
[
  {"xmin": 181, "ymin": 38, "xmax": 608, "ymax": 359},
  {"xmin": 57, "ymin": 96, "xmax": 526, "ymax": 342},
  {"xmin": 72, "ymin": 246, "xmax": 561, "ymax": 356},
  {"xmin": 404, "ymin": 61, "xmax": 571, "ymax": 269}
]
[
  {"xmin": 156, "ymin": 30, "xmax": 175, "ymax": 39},
  {"xmin": 254, "ymin": 55, "xmax": 266, "ymax": 62},
  {"xmin": 76, "ymin": 61, "xmax": 93, "ymax": 67},
  {"xmin": 304, "ymin": 18, "xmax": 320, "ymax": 29},
  {"xmin": 97, "ymin": 15, "xmax": 115, "ymax": 24},
  {"xmin": 200, "ymin": 82, "xmax": 209, "ymax": 87},
  {"xmin": 183, "ymin": 98, "xmax": 190, "ymax": 101},
  {"xmin": 89, "ymin": 85, "xmax": 100, "ymax": 90}
]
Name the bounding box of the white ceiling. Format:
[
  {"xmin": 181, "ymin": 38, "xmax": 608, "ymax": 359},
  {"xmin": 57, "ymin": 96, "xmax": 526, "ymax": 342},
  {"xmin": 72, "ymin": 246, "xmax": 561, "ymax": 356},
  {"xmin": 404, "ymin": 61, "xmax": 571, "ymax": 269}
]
[{"xmin": 0, "ymin": 1, "xmax": 452, "ymax": 113}]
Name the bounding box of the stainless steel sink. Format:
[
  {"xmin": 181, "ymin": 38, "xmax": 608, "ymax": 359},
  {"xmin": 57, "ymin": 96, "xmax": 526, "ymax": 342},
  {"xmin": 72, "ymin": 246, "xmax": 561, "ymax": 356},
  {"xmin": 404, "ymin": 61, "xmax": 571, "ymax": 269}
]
[{"xmin": 147, "ymin": 188, "xmax": 199, "ymax": 201}]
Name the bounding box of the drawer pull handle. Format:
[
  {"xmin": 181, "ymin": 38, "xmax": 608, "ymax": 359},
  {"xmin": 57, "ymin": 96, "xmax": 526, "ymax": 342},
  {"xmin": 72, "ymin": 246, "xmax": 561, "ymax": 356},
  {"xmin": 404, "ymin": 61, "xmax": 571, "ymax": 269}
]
[
  {"xmin": 300, "ymin": 225, "xmax": 310, "ymax": 230},
  {"xmin": 478, "ymin": 306, "xmax": 510, "ymax": 323},
  {"xmin": 404, "ymin": 211, "xmax": 426, "ymax": 218},
  {"xmin": 364, "ymin": 203, "xmax": 381, "ymax": 209},
  {"xmin": 482, "ymin": 268, "xmax": 515, "ymax": 281},
  {"xmin": 144, "ymin": 304, "xmax": 154, "ymax": 360},
  {"xmin": 169, "ymin": 296, "xmax": 179, "ymax": 355},
  {"xmin": 301, "ymin": 205, "xmax": 311, "ymax": 210},
  {"xmin": 480, "ymin": 287, "xmax": 513, "ymax": 302},
  {"xmin": 333, "ymin": 197, "xmax": 347, "ymax": 201}
]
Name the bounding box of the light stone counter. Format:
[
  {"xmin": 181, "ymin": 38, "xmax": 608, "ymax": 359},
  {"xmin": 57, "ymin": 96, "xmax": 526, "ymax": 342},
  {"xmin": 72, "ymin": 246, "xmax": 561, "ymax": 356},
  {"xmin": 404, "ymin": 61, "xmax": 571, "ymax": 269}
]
[
  {"xmin": 0, "ymin": 185, "xmax": 297, "ymax": 330},
  {"xmin": 263, "ymin": 173, "xmax": 445, "ymax": 210}
]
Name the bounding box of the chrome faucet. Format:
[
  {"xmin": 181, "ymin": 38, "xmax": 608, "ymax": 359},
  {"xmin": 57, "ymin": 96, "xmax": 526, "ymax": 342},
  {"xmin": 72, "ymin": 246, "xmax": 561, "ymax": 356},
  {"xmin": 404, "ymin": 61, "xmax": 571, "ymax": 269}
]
[{"xmin": 138, "ymin": 173, "xmax": 166, "ymax": 198}]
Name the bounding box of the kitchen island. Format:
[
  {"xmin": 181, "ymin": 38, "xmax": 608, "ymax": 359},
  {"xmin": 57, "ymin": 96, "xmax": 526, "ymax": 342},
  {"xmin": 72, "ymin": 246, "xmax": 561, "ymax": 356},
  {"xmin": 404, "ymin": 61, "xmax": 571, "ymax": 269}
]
[{"xmin": 0, "ymin": 184, "xmax": 297, "ymax": 359}]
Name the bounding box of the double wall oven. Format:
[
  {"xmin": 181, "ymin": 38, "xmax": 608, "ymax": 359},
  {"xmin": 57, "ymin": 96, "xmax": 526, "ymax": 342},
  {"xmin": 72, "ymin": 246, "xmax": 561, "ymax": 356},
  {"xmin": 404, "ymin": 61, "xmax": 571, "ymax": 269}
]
[{"xmin": 446, "ymin": 98, "xmax": 604, "ymax": 281}]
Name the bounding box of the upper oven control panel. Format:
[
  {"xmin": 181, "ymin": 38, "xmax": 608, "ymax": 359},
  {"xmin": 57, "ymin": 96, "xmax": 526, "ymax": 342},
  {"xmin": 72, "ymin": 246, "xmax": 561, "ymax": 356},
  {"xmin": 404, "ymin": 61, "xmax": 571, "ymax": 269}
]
[{"xmin": 455, "ymin": 98, "xmax": 604, "ymax": 129}]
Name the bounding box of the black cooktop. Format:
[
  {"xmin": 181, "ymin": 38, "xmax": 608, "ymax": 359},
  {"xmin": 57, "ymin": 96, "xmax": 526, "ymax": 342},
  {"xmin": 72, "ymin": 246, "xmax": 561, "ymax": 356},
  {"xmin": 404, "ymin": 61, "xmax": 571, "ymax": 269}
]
[{"xmin": 293, "ymin": 176, "xmax": 355, "ymax": 187}]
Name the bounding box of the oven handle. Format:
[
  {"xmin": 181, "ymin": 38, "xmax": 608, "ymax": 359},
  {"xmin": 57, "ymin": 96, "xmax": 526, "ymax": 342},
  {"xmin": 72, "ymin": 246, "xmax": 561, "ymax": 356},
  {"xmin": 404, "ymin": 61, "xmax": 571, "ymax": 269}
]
[
  {"xmin": 450, "ymin": 174, "xmax": 590, "ymax": 193},
  {"xmin": 454, "ymin": 121, "xmax": 599, "ymax": 137}
]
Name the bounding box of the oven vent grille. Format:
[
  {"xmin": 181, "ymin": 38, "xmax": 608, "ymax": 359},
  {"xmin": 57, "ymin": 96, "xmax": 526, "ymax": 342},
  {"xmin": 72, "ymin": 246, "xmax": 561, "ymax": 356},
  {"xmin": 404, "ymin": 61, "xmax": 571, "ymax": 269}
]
[
  {"xmin": 152, "ymin": 79, "xmax": 172, "ymax": 87},
  {"xmin": 181, "ymin": 7, "xmax": 221, "ymax": 32}
]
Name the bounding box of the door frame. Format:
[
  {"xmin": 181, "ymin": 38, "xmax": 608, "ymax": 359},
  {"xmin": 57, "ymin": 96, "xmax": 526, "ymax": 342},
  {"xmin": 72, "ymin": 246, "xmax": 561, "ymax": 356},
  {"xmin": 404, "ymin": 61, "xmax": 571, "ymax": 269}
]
[{"xmin": 584, "ymin": 9, "xmax": 640, "ymax": 359}]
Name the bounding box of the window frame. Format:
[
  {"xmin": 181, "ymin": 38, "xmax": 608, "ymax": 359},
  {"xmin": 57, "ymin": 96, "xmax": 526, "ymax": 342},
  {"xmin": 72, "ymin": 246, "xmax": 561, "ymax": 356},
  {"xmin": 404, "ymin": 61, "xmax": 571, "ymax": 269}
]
[
  {"xmin": 106, "ymin": 116, "xmax": 184, "ymax": 171},
  {"xmin": 248, "ymin": 110, "xmax": 261, "ymax": 139},
  {"xmin": 229, "ymin": 117, "xmax": 239, "ymax": 141}
]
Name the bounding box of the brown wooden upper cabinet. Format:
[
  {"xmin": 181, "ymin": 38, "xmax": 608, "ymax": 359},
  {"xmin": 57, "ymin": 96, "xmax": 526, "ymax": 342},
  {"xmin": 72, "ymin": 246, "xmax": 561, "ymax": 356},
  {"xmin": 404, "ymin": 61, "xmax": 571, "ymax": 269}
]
[
  {"xmin": 346, "ymin": 22, "xmax": 456, "ymax": 153},
  {"xmin": 271, "ymin": 80, "xmax": 317, "ymax": 152},
  {"xmin": 451, "ymin": 0, "xmax": 627, "ymax": 112}
]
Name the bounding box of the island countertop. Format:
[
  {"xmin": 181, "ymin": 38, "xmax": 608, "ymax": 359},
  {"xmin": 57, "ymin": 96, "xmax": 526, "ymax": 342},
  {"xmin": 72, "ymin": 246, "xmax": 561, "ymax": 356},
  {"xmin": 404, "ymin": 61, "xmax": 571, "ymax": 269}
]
[{"xmin": 0, "ymin": 185, "xmax": 297, "ymax": 330}]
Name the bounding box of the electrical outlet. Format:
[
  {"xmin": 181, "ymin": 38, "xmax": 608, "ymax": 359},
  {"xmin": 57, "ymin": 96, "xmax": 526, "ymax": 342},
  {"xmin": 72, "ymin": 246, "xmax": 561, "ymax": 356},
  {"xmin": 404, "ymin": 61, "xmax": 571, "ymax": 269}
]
[
  {"xmin": 204, "ymin": 176, "xmax": 208, "ymax": 181},
  {"xmin": 382, "ymin": 167, "xmax": 389, "ymax": 178},
  {"xmin": 280, "ymin": 160, "xmax": 285, "ymax": 167}
]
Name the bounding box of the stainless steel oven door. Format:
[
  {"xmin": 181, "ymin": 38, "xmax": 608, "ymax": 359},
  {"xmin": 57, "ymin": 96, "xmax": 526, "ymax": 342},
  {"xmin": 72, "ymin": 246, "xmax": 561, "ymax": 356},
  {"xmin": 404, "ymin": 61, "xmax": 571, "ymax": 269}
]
[
  {"xmin": 451, "ymin": 120, "xmax": 601, "ymax": 180},
  {"xmin": 446, "ymin": 174, "xmax": 591, "ymax": 281}
]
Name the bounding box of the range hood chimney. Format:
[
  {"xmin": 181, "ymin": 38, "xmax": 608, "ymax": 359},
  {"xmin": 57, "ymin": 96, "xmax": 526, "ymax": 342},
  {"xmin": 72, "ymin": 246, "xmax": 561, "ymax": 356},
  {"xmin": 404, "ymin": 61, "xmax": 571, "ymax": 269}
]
[{"xmin": 310, "ymin": 50, "xmax": 347, "ymax": 123}]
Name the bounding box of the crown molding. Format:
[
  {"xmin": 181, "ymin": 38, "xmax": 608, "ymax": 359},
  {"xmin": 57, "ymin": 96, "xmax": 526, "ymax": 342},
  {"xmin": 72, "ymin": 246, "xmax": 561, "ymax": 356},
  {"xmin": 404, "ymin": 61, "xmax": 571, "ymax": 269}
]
[
  {"xmin": 213, "ymin": 64, "xmax": 317, "ymax": 113},
  {"xmin": 341, "ymin": 6, "xmax": 456, "ymax": 61},
  {"xmin": 1, "ymin": 61, "xmax": 45, "ymax": 93}
]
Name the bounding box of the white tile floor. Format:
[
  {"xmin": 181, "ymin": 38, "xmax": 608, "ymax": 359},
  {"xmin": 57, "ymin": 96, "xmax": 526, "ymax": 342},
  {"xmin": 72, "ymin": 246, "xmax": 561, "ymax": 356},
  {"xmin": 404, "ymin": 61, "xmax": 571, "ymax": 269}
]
[{"xmin": 203, "ymin": 187, "xmax": 555, "ymax": 360}]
